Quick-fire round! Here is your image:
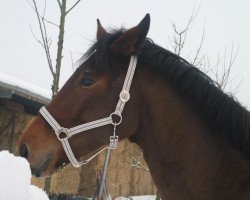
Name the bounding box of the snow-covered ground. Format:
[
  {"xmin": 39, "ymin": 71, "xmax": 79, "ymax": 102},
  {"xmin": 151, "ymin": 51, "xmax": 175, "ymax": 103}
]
[
  {"xmin": 114, "ymin": 196, "xmax": 157, "ymax": 200},
  {"xmin": 0, "ymin": 151, "xmax": 49, "ymax": 200},
  {"xmin": 0, "ymin": 151, "xmax": 157, "ymax": 200}
]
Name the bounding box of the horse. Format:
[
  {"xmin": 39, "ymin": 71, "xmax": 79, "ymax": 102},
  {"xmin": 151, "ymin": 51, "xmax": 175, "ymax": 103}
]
[{"xmin": 18, "ymin": 14, "xmax": 250, "ymax": 200}]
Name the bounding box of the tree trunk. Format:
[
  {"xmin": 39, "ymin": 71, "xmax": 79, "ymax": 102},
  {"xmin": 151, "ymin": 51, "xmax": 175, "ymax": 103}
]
[{"xmin": 52, "ymin": 0, "xmax": 67, "ymax": 97}]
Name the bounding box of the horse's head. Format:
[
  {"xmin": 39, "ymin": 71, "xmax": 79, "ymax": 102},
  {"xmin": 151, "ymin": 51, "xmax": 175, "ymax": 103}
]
[{"xmin": 18, "ymin": 14, "xmax": 150, "ymax": 177}]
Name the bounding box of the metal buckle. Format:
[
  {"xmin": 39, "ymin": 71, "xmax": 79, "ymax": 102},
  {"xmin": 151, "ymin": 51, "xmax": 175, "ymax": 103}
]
[
  {"xmin": 109, "ymin": 135, "xmax": 119, "ymax": 149},
  {"xmin": 56, "ymin": 127, "xmax": 70, "ymax": 141},
  {"xmin": 119, "ymin": 90, "xmax": 130, "ymax": 103}
]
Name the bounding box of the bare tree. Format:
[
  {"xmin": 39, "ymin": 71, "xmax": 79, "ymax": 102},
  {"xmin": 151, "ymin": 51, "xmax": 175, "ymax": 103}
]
[
  {"xmin": 167, "ymin": 7, "xmax": 241, "ymax": 94},
  {"xmin": 168, "ymin": 7, "xmax": 200, "ymax": 56},
  {"xmin": 27, "ymin": 0, "xmax": 83, "ymax": 193},
  {"xmin": 27, "ymin": 0, "xmax": 82, "ymax": 97}
]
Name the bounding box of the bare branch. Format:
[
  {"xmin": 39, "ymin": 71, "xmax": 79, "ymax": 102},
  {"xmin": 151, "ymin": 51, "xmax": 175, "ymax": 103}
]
[
  {"xmin": 228, "ymin": 77, "xmax": 243, "ymax": 95},
  {"xmin": 42, "ymin": 0, "xmax": 46, "ymax": 18},
  {"xmin": 200, "ymin": 44, "xmax": 240, "ymax": 94},
  {"xmin": 42, "ymin": 17, "xmax": 59, "ymax": 27},
  {"xmin": 42, "ymin": 17, "xmax": 54, "ymax": 75},
  {"xmin": 41, "ymin": 0, "xmax": 59, "ymax": 27},
  {"xmin": 29, "ymin": 25, "xmax": 44, "ymax": 48},
  {"xmin": 181, "ymin": 3, "xmax": 200, "ymax": 34},
  {"xmin": 66, "ymin": 0, "xmax": 82, "ymax": 15},
  {"xmin": 168, "ymin": 3, "xmax": 241, "ymax": 95},
  {"xmin": 47, "ymin": 37, "xmax": 52, "ymax": 48},
  {"xmin": 219, "ymin": 44, "xmax": 239, "ymax": 91},
  {"xmin": 191, "ymin": 23, "xmax": 206, "ymax": 66},
  {"xmin": 26, "ymin": 0, "xmax": 59, "ymax": 27},
  {"xmin": 128, "ymin": 152, "xmax": 149, "ymax": 171},
  {"xmin": 30, "ymin": 0, "xmax": 55, "ymax": 77},
  {"xmin": 168, "ymin": 3, "xmax": 200, "ymax": 56},
  {"xmin": 69, "ymin": 51, "xmax": 75, "ymax": 72},
  {"xmin": 57, "ymin": 0, "xmax": 62, "ymax": 8},
  {"xmin": 26, "ymin": 0, "xmax": 35, "ymax": 10}
]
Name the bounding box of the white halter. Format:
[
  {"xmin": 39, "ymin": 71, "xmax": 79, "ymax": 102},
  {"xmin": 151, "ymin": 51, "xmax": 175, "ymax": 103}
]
[{"xmin": 39, "ymin": 55, "xmax": 138, "ymax": 168}]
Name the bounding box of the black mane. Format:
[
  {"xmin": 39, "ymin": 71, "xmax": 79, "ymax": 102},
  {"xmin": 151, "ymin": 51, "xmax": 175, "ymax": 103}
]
[{"xmin": 84, "ymin": 30, "xmax": 250, "ymax": 159}]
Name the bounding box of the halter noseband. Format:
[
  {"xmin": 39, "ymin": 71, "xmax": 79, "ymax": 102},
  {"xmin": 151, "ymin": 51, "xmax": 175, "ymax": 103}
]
[{"xmin": 39, "ymin": 55, "xmax": 138, "ymax": 168}]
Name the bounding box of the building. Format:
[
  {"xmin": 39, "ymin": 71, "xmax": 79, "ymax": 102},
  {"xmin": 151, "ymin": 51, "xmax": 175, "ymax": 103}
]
[{"xmin": 0, "ymin": 72, "xmax": 50, "ymax": 115}]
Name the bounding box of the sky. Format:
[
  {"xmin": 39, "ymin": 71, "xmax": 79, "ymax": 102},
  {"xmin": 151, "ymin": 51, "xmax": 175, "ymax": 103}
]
[{"xmin": 0, "ymin": 0, "xmax": 249, "ymax": 107}]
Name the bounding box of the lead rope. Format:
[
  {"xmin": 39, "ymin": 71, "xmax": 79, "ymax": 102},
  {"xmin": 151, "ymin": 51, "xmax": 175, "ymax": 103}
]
[
  {"xmin": 98, "ymin": 124, "xmax": 117, "ymax": 199},
  {"xmin": 39, "ymin": 55, "xmax": 138, "ymax": 199}
]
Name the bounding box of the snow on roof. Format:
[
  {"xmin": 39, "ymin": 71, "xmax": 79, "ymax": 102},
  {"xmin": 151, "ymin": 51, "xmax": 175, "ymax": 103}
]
[{"xmin": 0, "ymin": 72, "xmax": 51, "ymax": 105}]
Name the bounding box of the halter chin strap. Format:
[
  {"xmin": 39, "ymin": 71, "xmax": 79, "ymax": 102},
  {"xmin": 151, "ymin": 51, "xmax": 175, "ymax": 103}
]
[{"xmin": 39, "ymin": 55, "xmax": 138, "ymax": 168}]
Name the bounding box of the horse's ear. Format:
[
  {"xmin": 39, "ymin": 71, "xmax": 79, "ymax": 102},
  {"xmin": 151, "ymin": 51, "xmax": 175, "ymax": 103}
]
[
  {"xmin": 110, "ymin": 14, "xmax": 150, "ymax": 56},
  {"xmin": 97, "ymin": 19, "xmax": 108, "ymax": 41}
]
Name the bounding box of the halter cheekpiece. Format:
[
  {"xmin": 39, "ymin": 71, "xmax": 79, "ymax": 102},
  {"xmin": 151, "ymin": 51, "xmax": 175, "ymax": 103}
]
[{"xmin": 39, "ymin": 55, "xmax": 138, "ymax": 167}]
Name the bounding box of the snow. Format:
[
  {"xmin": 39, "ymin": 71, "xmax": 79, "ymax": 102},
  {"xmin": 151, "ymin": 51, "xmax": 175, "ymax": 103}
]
[
  {"xmin": 0, "ymin": 151, "xmax": 156, "ymax": 200},
  {"xmin": 114, "ymin": 195, "xmax": 157, "ymax": 200},
  {"xmin": 0, "ymin": 72, "xmax": 51, "ymax": 99},
  {"xmin": 0, "ymin": 151, "xmax": 49, "ymax": 200}
]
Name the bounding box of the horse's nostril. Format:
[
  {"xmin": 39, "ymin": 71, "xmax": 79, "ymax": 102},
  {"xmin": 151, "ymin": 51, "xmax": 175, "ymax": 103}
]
[
  {"xmin": 31, "ymin": 168, "xmax": 41, "ymax": 177},
  {"xmin": 19, "ymin": 144, "xmax": 29, "ymax": 159}
]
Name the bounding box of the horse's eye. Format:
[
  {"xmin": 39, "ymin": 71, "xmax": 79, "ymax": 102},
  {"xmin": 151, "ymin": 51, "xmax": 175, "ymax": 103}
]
[{"xmin": 81, "ymin": 78, "xmax": 95, "ymax": 87}]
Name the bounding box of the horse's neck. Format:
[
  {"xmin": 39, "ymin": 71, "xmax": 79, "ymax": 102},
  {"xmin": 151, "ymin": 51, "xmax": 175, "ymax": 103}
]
[{"xmin": 132, "ymin": 70, "xmax": 250, "ymax": 200}]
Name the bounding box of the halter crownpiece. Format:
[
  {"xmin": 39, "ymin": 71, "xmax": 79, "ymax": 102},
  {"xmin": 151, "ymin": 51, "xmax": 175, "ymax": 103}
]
[{"xmin": 39, "ymin": 55, "xmax": 138, "ymax": 167}]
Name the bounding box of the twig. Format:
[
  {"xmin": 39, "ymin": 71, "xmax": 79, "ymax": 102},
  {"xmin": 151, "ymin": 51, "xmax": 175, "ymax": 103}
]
[
  {"xmin": 66, "ymin": 0, "xmax": 82, "ymax": 15},
  {"xmin": 29, "ymin": 24, "xmax": 44, "ymax": 48},
  {"xmin": 70, "ymin": 51, "xmax": 75, "ymax": 72},
  {"xmin": 42, "ymin": 17, "xmax": 54, "ymax": 75},
  {"xmin": 169, "ymin": 3, "xmax": 200, "ymax": 56},
  {"xmin": 192, "ymin": 23, "xmax": 206, "ymax": 66},
  {"xmin": 57, "ymin": 0, "xmax": 62, "ymax": 9},
  {"xmin": 26, "ymin": 0, "xmax": 59, "ymax": 27},
  {"xmin": 128, "ymin": 152, "xmax": 149, "ymax": 171},
  {"xmin": 30, "ymin": 0, "xmax": 55, "ymax": 76}
]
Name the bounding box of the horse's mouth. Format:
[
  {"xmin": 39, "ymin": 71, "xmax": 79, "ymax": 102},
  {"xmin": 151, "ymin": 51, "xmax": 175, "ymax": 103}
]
[{"xmin": 31, "ymin": 156, "xmax": 52, "ymax": 177}]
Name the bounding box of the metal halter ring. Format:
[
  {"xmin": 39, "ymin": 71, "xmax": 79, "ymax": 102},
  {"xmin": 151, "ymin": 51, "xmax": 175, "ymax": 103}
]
[
  {"xmin": 56, "ymin": 127, "xmax": 70, "ymax": 141},
  {"xmin": 110, "ymin": 112, "xmax": 122, "ymax": 126}
]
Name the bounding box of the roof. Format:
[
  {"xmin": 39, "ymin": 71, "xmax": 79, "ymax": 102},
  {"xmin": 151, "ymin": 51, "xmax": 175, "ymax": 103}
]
[{"xmin": 0, "ymin": 72, "xmax": 51, "ymax": 114}]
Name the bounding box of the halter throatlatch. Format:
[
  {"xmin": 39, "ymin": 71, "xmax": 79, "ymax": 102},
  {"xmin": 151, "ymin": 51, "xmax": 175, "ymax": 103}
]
[{"xmin": 39, "ymin": 55, "xmax": 138, "ymax": 168}]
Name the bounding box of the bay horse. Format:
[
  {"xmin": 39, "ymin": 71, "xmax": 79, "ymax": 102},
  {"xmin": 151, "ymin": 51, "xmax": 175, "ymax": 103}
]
[{"xmin": 18, "ymin": 14, "xmax": 250, "ymax": 200}]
